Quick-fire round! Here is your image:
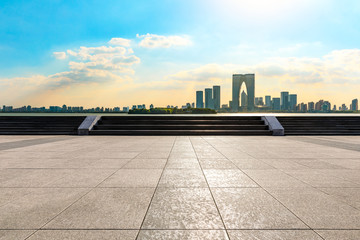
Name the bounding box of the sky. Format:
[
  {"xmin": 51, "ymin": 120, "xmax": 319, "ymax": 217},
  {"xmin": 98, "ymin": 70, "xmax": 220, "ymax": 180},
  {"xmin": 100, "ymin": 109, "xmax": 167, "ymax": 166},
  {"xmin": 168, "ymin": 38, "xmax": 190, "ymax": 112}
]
[{"xmin": 0, "ymin": 0, "xmax": 360, "ymax": 108}]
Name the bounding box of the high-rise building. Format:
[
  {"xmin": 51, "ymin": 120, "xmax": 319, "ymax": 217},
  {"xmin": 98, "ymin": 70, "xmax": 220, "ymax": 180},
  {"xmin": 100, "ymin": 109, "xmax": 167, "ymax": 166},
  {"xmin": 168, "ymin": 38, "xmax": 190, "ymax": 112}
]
[
  {"xmin": 255, "ymin": 97, "xmax": 264, "ymax": 106},
  {"xmin": 315, "ymin": 100, "xmax": 324, "ymax": 111},
  {"xmin": 231, "ymin": 74, "xmax": 255, "ymax": 111},
  {"xmin": 289, "ymin": 94, "xmax": 297, "ymax": 111},
  {"xmin": 150, "ymin": 104, "xmax": 154, "ymax": 109},
  {"xmin": 241, "ymin": 91, "xmax": 247, "ymax": 107},
  {"xmin": 265, "ymin": 96, "xmax": 271, "ymax": 107},
  {"xmin": 205, "ymin": 88, "xmax": 214, "ymax": 109},
  {"xmin": 308, "ymin": 102, "xmax": 315, "ymax": 111},
  {"xmin": 322, "ymin": 101, "xmax": 331, "ymax": 112},
  {"xmin": 351, "ymin": 99, "xmax": 358, "ymax": 111},
  {"xmin": 280, "ymin": 91, "xmax": 289, "ymax": 110},
  {"xmin": 196, "ymin": 91, "xmax": 204, "ymax": 108},
  {"xmin": 272, "ymin": 98, "xmax": 281, "ymax": 110},
  {"xmin": 213, "ymin": 86, "xmax": 221, "ymax": 110}
]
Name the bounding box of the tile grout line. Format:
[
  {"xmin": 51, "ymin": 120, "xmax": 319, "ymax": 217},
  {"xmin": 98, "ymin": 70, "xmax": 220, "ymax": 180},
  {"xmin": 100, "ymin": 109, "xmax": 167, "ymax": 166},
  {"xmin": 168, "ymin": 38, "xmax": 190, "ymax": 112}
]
[
  {"xmin": 23, "ymin": 142, "xmax": 149, "ymax": 240},
  {"xmin": 190, "ymin": 136, "xmax": 231, "ymax": 240},
  {"xmin": 135, "ymin": 136, "xmax": 177, "ymax": 240},
  {"xmin": 200, "ymin": 136, "xmax": 326, "ymax": 240}
]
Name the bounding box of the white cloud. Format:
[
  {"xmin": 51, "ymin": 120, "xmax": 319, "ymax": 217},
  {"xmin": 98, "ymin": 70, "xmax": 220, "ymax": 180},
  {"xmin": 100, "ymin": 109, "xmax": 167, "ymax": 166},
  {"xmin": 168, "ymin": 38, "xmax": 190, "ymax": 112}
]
[
  {"xmin": 137, "ymin": 33, "xmax": 192, "ymax": 48},
  {"xmin": 109, "ymin": 37, "xmax": 132, "ymax": 47},
  {"xmin": 168, "ymin": 49, "xmax": 360, "ymax": 86},
  {"xmin": 53, "ymin": 52, "xmax": 66, "ymax": 60}
]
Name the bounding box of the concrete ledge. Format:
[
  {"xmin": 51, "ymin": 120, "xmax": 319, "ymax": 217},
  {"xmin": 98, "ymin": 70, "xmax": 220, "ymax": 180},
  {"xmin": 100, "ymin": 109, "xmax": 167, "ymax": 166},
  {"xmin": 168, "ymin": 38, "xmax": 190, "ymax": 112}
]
[
  {"xmin": 78, "ymin": 116, "xmax": 101, "ymax": 135},
  {"xmin": 262, "ymin": 116, "xmax": 284, "ymax": 136}
]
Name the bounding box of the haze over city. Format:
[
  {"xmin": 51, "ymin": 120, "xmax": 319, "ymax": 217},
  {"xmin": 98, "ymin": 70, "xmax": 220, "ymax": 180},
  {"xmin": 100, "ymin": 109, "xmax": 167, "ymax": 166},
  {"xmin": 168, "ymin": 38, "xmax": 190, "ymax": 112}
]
[{"xmin": 1, "ymin": 0, "xmax": 360, "ymax": 108}]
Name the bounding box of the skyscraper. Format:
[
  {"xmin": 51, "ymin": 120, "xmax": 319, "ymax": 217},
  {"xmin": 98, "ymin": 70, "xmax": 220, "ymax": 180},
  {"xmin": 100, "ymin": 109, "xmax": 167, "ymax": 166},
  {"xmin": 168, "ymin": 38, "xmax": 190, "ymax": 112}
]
[
  {"xmin": 241, "ymin": 91, "xmax": 247, "ymax": 107},
  {"xmin": 280, "ymin": 91, "xmax": 289, "ymax": 110},
  {"xmin": 196, "ymin": 91, "xmax": 204, "ymax": 108},
  {"xmin": 308, "ymin": 102, "xmax": 315, "ymax": 112},
  {"xmin": 231, "ymin": 74, "xmax": 255, "ymax": 111},
  {"xmin": 289, "ymin": 94, "xmax": 297, "ymax": 111},
  {"xmin": 205, "ymin": 88, "xmax": 214, "ymax": 109},
  {"xmin": 351, "ymin": 99, "xmax": 358, "ymax": 111},
  {"xmin": 265, "ymin": 96, "xmax": 271, "ymax": 107},
  {"xmin": 213, "ymin": 86, "xmax": 221, "ymax": 110},
  {"xmin": 272, "ymin": 98, "xmax": 281, "ymax": 110}
]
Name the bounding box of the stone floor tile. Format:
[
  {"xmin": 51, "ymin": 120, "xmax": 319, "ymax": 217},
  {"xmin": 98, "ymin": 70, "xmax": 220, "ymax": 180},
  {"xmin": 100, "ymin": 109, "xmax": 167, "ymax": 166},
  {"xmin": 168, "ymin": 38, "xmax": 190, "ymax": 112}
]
[
  {"xmin": 243, "ymin": 169, "xmax": 309, "ymax": 188},
  {"xmin": 212, "ymin": 188, "xmax": 308, "ymax": 229},
  {"xmin": 0, "ymin": 230, "xmax": 35, "ymax": 240},
  {"xmin": 319, "ymin": 188, "xmax": 360, "ymax": 209},
  {"xmin": 0, "ymin": 188, "xmax": 88, "ymax": 229},
  {"xmin": 87, "ymin": 158, "xmax": 131, "ymax": 168},
  {"xmin": 316, "ymin": 230, "xmax": 360, "ymax": 240},
  {"xmin": 0, "ymin": 169, "xmax": 66, "ymax": 187},
  {"xmin": 203, "ymin": 169, "xmax": 258, "ymax": 188},
  {"xmin": 27, "ymin": 230, "xmax": 138, "ymax": 240},
  {"xmin": 44, "ymin": 188, "xmax": 154, "ymax": 229},
  {"xmin": 166, "ymin": 160, "xmax": 201, "ymax": 169},
  {"xmin": 228, "ymin": 230, "xmax": 322, "ymax": 240},
  {"xmin": 137, "ymin": 152, "xmax": 170, "ymax": 159},
  {"xmin": 158, "ymin": 169, "xmax": 207, "ymax": 187},
  {"xmin": 0, "ymin": 188, "xmax": 34, "ymax": 207},
  {"xmin": 199, "ymin": 158, "xmax": 237, "ymax": 169},
  {"xmin": 137, "ymin": 230, "xmax": 229, "ymax": 240},
  {"xmin": 142, "ymin": 188, "xmax": 224, "ymax": 229},
  {"xmin": 122, "ymin": 158, "xmax": 167, "ymax": 169},
  {"xmin": 230, "ymin": 159, "xmax": 274, "ymax": 170},
  {"xmin": 45, "ymin": 169, "xmax": 117, "ymax": 187},
  {"xmin": 267, "ymin": 187, "xmax": 360, "ymax": 229},
  {"xmin": 100, "ymin": 169, "xmax": 162, "ymax": 187},
  {"xmin": 284, "ymin": 170, "xmax": 359, "ymax": 187}
]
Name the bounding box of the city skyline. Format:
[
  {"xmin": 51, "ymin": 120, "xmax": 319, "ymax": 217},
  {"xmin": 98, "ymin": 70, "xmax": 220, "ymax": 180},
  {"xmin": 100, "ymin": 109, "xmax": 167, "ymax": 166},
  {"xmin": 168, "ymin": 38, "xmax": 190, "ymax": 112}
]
[{"xmin": 1, "ymin": 0, "xmax": 360, "ymax": 107}]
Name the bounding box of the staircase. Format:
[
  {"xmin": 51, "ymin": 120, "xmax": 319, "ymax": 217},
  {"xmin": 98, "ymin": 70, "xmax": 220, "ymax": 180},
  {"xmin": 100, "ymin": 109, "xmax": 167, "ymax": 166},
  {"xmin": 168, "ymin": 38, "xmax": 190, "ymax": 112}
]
[
  {"xmin": 277, "ymin": 116, "xmax": 360, "ymax": 135},
  {"xmin": 0, "ymin": 116, "xmax": 86, "ymax": 135},
  {"xmin": 90, "ymin": 116, "xmax": 272, "ymax": 135}
]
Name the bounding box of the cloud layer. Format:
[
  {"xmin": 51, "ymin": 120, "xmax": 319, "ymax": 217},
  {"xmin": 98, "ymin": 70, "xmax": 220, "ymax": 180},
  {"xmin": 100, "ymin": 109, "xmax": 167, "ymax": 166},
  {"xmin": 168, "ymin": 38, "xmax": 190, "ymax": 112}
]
[{"xmin": 137, "ymin": 33, "xmax": 192, "ymax": 48}]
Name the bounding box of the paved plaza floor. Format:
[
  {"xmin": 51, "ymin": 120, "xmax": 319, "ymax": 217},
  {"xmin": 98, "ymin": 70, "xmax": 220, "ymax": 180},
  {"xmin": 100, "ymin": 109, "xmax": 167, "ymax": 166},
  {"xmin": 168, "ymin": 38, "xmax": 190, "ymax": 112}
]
[{"xmin": 0, "ymin": 135, "xmax": 360, "ymax": 239}]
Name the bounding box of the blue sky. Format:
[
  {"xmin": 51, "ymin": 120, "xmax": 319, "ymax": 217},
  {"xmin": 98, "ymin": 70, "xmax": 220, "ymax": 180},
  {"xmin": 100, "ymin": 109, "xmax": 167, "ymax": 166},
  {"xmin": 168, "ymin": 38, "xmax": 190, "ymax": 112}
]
[{"xmin": 1, "ymin": 0, "xmax": 360, "ymax": 107}]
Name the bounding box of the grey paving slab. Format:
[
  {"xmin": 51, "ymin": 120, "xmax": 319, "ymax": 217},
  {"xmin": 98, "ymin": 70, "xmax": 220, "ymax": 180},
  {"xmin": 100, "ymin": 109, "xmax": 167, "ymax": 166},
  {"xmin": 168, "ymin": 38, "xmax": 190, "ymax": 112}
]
[
  {"xmin": 243, "ymin": 169, "xmax": 309, "ymax": 188},
  {"xmin": 266, "ymin": 187, "xmax": 360, "ymax": 229},
  {"xmin": 230, "ymin": 159, "xmax": 274, "ymax": 170},
  {"xmin": 283, "ymin": 169, "xmax": 360, "ymax": 187},
  {"xmin": 203, "ymin": 169, "xmax": 258, "ymax": 188},
  {"xmin": 0, "ymin": 188, "xmax": 34, "ymax": 207},
  {"xmin": 166, "ymin": 160, "xmax": 201, "ymax": 169},
  {"xmin": 228, "ymin": 230, "xmax": 322, "ymax": 240},
  {"xmin": 212, "ymin": 188, "xmax": 308, "ymax": 229},
  {"xmin": 44, "ymin": 188, "xmax": 154, "ymax": 229},
  {"xmin": 137, "ymin": 230, "xmax": 229, "ymax": 240},
  {"xmin": 316, "ymin": 230, "xmax": 360, "ymax": 240},
  {"xmin": 319, "ymin": 187, "xmax": 360, "ymax": 210},
  {"xmin": 87, "ymin": 158, "xmax": 131, "ymax": 168},
  {"xmin": 44, "ymin": 169, "xmax": 117, "ymax": 187},
  {"xmin": 0, "ymin": 230, "xmax": 35, "ymax": 240},
  {"xmin": 1, "ymin": 135, "xmax": 360, "ymax": 237},
  {"xmin": 0, "ymin": 188, "xmax": 88, "ymax": 229},
  {"xmin": 27, "ymin": 230, "xmax": 138, "ymax": 240},
  {"xmin": 122, "ymin": 158, "xmax": 167, "ymax": 169},
  {"xmin": 100, "ymin": 169, "xmax": 162, "ymax": 187},
  {"xmin": 199, "ymin": 158, "xmax": 237, "ymax": 169},
  {"xmin": 158, "ymin": 168, "xmax": 207, "ymax": 187},
  {"xmin": 142, "ymin": 188, "xmax": 224, "ymax": 229}
]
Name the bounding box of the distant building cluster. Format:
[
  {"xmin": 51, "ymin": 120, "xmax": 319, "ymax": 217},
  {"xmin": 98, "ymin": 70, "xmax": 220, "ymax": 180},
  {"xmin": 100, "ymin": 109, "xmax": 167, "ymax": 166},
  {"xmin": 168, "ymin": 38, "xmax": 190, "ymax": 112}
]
[
  {"xmin": 1, "ymin": 74, "xmax": 359, "ymax": 113},
  {"xmin": 1, "ymin": 104, "xmax": 131, "ymax": 113},
  {"xmin": 195, "ymin": 85, "xmax": 221, "ymax": 110}
]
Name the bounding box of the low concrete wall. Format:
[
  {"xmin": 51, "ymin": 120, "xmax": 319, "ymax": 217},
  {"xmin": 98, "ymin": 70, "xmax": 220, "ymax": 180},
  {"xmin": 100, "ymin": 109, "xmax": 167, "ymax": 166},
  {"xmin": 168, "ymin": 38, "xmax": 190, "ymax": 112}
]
[
  {"xmin": 78, "ymin": 115, "xmax": 101, "ymax": 135},
  {"xmin": 262, "ymin": 116, "xmax": 284, "ymax": 136}
]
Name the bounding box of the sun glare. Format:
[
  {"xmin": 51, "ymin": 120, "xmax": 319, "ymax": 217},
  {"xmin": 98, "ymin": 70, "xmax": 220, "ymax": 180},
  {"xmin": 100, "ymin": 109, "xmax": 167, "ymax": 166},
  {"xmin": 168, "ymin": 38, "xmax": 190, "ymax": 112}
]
[{"xmin": 209, "ymin": 0, "xmax": 313, "ymax": 24}]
